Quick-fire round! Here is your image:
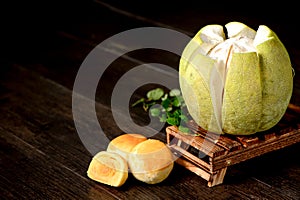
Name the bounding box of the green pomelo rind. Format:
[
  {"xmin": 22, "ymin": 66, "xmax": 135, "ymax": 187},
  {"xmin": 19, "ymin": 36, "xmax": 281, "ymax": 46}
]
[
  {"xmin": 254, "ymin": 30, "xmax": 293, "ymax": 131},
  {"xmin": 222, "ymin": 52, "xmax": 262, "ymax": 135},
  {"xmin": 179, "ymin": 23, "xmax": 293, "ymax": 135},
  {"xmin": 179, "ymin": 25, "xmax": 226, "ymax": 134},
  {"xmin": 179, "ymin": 53, "xmax": 217, "ymax": 133}
]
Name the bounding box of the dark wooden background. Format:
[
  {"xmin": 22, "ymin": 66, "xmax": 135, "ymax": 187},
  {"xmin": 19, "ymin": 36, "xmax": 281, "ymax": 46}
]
[{"xmin": 1, "ymin": 0, "xmax": 300, "ymax": 199}]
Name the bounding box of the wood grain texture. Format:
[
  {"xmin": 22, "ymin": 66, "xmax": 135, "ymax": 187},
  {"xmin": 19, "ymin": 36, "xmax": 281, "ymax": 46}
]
[
  {"xmin": 1, "ymin": 0, "xmax": 300, "ymax": 199},
  {"xmin": 2, "ymin": 60, "xmax": 299, "ymax": 199}
]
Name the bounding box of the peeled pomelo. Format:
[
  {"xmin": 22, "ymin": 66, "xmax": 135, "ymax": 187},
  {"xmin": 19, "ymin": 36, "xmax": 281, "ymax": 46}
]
[{"xmin": 179, "ymin": 21, "xmax": 294, "ymax": 135}]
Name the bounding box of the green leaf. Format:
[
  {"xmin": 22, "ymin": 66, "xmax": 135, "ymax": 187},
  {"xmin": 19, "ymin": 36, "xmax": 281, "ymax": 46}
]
[
  {"xmin": 159, "ymin": 114, "xmax": 167, "ymax": 122},
  {"xmin": 131, "ymin": 98, "xmax": 145, "ymax": 107},
  {"xmin": 172, "ymin": 97, "xmax": 181, "ymax": 107},
  {"xmin": 166, "ymin": 117, "xmax": 178, "ymax": 126},
  {"xmin": 150, "ymin": 107, "xmax": 161, "ymax": 117},
  {"xmin": 166, "ymin": 107, "xmax": 172, "ymax": 112},
  {"xmin": 178, "ymin": 95, "xmax": 185, "ymax": 104},
  {"xmin": 132, "ymin": 87, "xmax": 191, "ymax": 131},
  {"xmin": 161, "ymin": 98, "xmax": 171, "ymax": 109},
  {"xmin": 173, "ymin": 109, "xmax": 182, "ymax": 118},
  {"xmin": 179, "ymin": 114, "xmax": 188, "ymax": 122},
  {"xmin": 169, "ymin": 89, "xmax": 181, "ymax": 97},
  {"xmin": 178, "ymin": 125, "xmax": 190, "ymax": 133},
  {"xmin": 166, "ymin": 111, "xmax": 173, "ymax": 118},
  {"xmin": 147, "ymin": 88, "xmax": 164, "ymax": 101}
]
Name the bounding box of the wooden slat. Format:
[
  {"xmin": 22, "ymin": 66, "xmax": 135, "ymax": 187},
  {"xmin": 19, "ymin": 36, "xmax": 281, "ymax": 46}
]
[
  {"xmin": 170, "ymin": 145, "xmax": 211, "ymax": 172},
  {"xmin": 175, "ymin": 157, "xmax": 211, "ymax": 181},
  {"xmin": 188, "ymin": 121, "xmax": 242, "ymax": 152},
  {"xmin": 208, "ymin": 167, "xmax": 227, "ymax": 188},
  {"xmin": 213, "ymin": 128, "xmax": 300, "ymax": 171},
  {"xmin": 166, "ymin": 102, "xmax": 300, "ymax": 187},
  {"xmin": 166, "ymin": 126, "xmax": 226, "ymax": 157}
]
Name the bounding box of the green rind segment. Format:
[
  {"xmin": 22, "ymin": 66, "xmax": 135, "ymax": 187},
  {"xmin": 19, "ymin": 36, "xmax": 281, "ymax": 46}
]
[
  {"xmin": 179, "ymin": 25, "xmax": 224, "ymax": 72},
  {"xmin": 179, "ymin": 25, "xmax": 225, "ymax": 134},
  {"xmin": 255, "ymin": 37, "xmax": 293, "ymax": 131},
  {"xmin": 179, "ymin": 38, "xmax": 201, "ymax": 74},
  {"xmin": 179, "ymin": 52, "xmax": 221, "ymax": 133},
  {"xmin": 222, "ymin": 52, "xmax": 262, "ymax": 135}
]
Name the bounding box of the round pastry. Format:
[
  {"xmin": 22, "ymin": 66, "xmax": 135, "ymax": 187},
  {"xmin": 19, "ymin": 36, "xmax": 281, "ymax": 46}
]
[
  {"xmin": 107, "ymin": 133, "xmax": 147, "ymax": 161},
  {"xmin": 128, "ymin": 139, "xmax": 174, "ymax": 184},
  {"xmin": 87, "ymin": 151, "xmax": 128, "ymax": 187}
]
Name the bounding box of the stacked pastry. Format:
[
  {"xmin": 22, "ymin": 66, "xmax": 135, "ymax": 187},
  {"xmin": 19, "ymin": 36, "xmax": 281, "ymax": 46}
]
[{"xmin": 87, "ymin": 133, "xmax": 174, "ymax": 187}]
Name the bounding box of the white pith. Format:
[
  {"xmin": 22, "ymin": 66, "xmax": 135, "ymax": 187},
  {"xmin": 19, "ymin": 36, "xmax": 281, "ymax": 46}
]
[
  {"xmin": 206, "ymin": 34, "xmax": 257, "ymax": 85},
  {"xmin": 198, "ymin": 23, "xmax": 258, "ymax": 132}
]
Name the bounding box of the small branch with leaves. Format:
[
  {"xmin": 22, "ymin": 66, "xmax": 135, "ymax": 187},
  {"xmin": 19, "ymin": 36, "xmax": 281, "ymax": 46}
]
[{"xmin": 131, "ymin": 88, "xmax": 191, "ymax": 133}]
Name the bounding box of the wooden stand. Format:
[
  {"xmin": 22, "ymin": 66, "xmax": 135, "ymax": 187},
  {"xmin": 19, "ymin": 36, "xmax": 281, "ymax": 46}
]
[{"xmin": 166, "ymin": 104, "xmax": 300, "ymax": 187}]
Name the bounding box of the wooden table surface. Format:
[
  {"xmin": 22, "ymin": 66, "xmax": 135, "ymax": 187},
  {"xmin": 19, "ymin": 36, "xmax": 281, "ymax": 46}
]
[{"xmin": 1, "ymin": 1, "xmax": 300, "ymax": 199}]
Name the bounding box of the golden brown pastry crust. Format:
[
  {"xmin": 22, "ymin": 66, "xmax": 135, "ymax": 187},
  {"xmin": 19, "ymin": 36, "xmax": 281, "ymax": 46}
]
[
  {"xmin": 107, "ymin": 133, "xmax": 147, "ymax": 161},
  {"xmin": 128, "ymin": 139, "xmax": 174, "ymax": 184}
]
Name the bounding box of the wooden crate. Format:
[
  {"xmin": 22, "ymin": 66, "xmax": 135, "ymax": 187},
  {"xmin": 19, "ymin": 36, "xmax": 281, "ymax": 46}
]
[{"xmin": 166, "ymin": 104, "xmax": 300, "ymax": 187}]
